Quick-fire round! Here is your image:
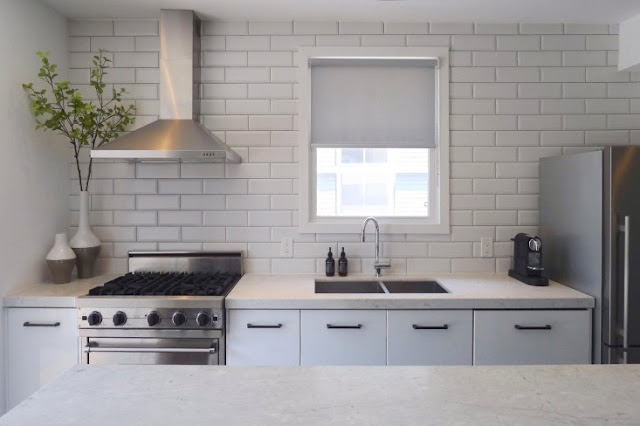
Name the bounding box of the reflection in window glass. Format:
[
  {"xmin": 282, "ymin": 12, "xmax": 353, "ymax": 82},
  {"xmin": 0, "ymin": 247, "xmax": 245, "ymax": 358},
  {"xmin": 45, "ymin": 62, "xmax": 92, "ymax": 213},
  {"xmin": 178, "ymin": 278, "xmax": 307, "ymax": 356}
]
[{"xmin": 315, "ymin": 148, "xmax": 430, "ymax": 217}]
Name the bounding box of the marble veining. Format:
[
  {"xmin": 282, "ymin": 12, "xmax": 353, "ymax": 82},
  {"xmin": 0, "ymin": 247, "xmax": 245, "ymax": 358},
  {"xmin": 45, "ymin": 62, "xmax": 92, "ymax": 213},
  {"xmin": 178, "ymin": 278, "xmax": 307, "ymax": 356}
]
[{"xmin": 1, "ymin": 364, "xmax": 637, "ymax": 425}]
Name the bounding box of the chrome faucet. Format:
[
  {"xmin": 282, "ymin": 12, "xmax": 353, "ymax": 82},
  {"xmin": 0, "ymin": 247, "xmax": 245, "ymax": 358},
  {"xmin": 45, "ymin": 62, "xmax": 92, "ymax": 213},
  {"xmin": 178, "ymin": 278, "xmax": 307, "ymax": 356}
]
[{"xmin": 361, "ymin": 216, "xmax": 391, "ymax": 277}]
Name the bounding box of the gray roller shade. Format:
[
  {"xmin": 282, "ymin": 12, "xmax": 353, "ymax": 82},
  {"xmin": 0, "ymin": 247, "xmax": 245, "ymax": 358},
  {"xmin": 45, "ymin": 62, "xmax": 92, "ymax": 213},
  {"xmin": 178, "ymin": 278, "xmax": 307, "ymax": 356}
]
[{"xmin": 310, "ymin": 57, "xmax": 438, "ymax": 149}]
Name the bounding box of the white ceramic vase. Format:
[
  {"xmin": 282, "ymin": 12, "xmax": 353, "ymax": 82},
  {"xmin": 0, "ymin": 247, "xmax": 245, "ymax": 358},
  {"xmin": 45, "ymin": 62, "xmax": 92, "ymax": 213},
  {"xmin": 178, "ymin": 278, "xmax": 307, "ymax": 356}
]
[
  {"xmin": 46, "ymin": 233, "xmax": 76, "ymax": 284},
  {"xmin": 69, "ymin": 190, "xmax": 101, "ymax": 278}
]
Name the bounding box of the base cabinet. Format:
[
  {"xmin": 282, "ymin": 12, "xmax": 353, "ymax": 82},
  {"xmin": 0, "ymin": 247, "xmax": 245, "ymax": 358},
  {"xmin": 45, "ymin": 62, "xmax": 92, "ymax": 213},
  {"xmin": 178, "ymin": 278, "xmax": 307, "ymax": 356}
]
[
  {"xmin": 301, "ymin": 310, "xmax": 386, "ymax": 366},
  {"xmin": 6, "ymin": 308, "xmax": 79, "ymax": 410},
  {"xmin": 473, "ymin": 310, "xmax": 591, "ymax": 365},
  {"xmin": 387, "ymin": 310, "xmax": 473, "ymax": 366},
  {"xmin": 226, "ymin": 309, "xmax": 300, "ymax": 366}
]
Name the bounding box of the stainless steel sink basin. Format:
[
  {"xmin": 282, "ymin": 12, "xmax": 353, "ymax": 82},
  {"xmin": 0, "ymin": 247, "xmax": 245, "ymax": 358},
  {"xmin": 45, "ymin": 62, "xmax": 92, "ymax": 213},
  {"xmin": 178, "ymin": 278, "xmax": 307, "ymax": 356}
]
[
  {"xmin": 314, "ymin": 279, "xmax": 448, "ymax": 294},
  {"xmin": 382, "ymin": 280, "xmax": 448, "ymax": 293},
  {"xmin": 315, "ymin": 280, "xmax": 384, "ymax": 293}
]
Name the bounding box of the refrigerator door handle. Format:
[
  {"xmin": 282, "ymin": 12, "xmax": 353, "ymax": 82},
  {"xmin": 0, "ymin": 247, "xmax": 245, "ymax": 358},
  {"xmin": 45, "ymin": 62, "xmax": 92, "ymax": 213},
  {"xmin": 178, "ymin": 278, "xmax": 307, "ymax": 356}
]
[{"xmin": 623, "ymin": 215, "xmax": 630, "ymax": 364}]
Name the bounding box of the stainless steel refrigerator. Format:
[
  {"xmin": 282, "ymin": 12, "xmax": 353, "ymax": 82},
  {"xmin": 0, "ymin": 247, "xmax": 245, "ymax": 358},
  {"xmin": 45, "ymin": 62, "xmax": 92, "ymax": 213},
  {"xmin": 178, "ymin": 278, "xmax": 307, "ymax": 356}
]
[{"xmin": 540, "ymin": 146, "xmax": 640, "ymax": 364}]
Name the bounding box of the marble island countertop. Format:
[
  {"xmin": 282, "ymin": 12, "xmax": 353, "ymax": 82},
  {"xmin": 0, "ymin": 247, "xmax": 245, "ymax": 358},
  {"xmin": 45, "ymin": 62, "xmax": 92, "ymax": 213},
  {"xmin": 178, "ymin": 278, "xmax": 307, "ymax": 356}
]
[
  {"xmin": 1, "ymin": 364, "xmax": 637, "ymax": 425},
  {"xmin": 226, "ymin": 273, "xmax": 595, "ymax": 309}
]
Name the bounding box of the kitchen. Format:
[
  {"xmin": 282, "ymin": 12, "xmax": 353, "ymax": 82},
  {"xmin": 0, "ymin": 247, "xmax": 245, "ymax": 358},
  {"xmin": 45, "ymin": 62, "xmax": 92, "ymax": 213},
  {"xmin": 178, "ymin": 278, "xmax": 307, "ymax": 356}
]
[{"xmin": 2, "ymin": 0, "xmax": 640, "ymax": 423}]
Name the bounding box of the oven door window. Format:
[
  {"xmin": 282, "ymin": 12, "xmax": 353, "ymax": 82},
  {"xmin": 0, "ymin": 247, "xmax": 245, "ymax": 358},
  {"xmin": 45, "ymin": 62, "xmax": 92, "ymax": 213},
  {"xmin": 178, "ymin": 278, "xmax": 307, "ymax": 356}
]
[{"xmin": 85, "ymin": 338, "xmax": 219, "ymax": 365}]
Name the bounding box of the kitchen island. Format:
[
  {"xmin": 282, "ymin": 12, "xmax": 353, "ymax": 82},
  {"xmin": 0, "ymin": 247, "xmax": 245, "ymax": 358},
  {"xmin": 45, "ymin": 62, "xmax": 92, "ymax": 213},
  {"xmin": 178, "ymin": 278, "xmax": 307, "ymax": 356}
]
[{"xmin": 1, "ymin": 364, "xmax": 637, "ymax": 425}]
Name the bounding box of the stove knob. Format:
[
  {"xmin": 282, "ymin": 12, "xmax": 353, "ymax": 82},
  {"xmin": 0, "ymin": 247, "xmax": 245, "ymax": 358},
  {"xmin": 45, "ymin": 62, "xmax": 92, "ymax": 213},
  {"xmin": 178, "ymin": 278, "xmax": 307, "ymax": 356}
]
[
  {"xmin": 147, "ymin": 311, "xmax": 160, "ymax": 327},
  {"xmin": 195, "ymin": 312, "xmax": 210, "ymax": 327},
  {"xmin": 172, "ymin": 311, "xmax": 186, "ymax": 326},
  {"xmin": 87, "ymin": 311, "xmax": 102, "ymax": 326},
  {"xmin": 113, "ymin": 311, "xmax": 127, "ymax": 326}
]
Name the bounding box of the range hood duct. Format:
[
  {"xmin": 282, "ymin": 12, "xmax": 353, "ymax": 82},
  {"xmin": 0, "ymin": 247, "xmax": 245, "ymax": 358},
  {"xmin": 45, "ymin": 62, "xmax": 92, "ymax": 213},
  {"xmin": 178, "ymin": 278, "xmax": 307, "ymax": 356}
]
[{"xmin": 91, "ymin": 10, "xmax": 241, "ymax": 163}]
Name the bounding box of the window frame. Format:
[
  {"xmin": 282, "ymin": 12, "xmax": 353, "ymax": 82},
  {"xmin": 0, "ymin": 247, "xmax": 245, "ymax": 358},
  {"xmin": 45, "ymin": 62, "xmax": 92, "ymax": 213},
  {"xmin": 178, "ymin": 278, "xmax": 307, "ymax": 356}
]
[{"xmin": 297, "ymin": 47, "xmax": 450, "ymax": 234}]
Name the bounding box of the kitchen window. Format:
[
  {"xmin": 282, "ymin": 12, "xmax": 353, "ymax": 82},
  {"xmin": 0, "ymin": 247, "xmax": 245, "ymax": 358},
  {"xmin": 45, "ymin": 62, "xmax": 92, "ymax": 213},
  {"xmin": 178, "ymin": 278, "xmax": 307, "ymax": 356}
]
[{"xmin": 298, "ymin": 47, "xmax": 450, "ymax": 234}]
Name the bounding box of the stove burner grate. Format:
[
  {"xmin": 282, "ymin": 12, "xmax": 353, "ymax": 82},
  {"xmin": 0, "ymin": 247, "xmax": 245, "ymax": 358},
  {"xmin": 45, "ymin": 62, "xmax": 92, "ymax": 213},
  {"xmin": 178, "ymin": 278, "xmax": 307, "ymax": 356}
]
[{"xmin": 88, "ymin": 272, "xmax": 241, "ymax": 296}]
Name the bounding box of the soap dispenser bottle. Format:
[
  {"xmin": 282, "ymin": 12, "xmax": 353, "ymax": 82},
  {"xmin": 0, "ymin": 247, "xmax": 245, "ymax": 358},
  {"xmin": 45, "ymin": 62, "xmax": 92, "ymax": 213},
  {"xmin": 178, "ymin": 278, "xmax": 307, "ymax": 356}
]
[
  {"xmin": 338, "ymin": 247, "xmax": 348, "ymax": 277},
  {"xmin": 325, "ymin": 247, "xmax": 335, "ymax": 277}
]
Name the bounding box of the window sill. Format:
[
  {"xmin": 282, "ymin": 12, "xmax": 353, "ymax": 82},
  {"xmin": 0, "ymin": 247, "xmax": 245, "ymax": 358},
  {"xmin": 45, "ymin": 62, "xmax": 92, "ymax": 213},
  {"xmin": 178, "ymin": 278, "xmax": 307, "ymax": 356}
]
[{"xmin": 298, "ymin": 219, "xmax": 449, "ymax": 235}]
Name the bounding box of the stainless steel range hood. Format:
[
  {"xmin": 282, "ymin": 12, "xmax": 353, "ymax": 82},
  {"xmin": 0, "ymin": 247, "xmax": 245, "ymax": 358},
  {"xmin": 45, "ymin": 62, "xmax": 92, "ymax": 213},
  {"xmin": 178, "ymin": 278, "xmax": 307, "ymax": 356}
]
[{"xmin": 91, "ymin": 10, "xmax": 241, "ymax": 163}]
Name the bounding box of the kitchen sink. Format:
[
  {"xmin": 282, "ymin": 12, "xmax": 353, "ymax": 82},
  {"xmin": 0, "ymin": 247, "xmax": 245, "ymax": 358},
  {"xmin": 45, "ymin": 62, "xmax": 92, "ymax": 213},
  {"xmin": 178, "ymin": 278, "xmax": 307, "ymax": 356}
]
[
  {"xmin": 314, "ymin": 280, "xmax": 448, "ymax": 294},
  {"xmin": 382, "ymin": 280, "xmax": 448, "ymax": 294},
  {"xmin": 315, "ymin": 280, "xmax": 384, "ymax": 293}
]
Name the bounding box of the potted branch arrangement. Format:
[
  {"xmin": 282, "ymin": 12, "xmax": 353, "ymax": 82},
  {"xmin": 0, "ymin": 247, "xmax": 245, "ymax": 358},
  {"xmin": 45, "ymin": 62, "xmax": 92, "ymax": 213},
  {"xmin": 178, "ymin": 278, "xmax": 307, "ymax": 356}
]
[{"xmin": 23, "ymin": 51, "xmax": 135, "ymax": 280}]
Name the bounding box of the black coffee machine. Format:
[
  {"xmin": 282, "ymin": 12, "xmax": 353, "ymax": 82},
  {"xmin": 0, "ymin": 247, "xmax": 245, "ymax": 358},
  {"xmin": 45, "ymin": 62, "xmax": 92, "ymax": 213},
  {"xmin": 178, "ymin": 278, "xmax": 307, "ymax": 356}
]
[{"xmin": 508, "ymin": 233, "xmax": 549, "ymax": 286}]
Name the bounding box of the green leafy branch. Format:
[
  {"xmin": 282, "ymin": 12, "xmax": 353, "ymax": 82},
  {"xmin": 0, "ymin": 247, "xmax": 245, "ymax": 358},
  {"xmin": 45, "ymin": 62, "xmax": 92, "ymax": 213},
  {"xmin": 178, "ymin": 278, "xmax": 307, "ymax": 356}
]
[{"xmin": 22, "ymin": 51, "xmax": 136, "ymax": 191}]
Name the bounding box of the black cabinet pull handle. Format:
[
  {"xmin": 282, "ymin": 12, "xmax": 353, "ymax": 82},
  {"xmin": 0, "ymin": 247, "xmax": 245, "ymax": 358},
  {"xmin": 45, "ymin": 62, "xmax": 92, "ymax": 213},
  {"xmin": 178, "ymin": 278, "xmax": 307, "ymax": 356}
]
[
  {"xmin": 514, "ymin": 324, "xmax": 552, "ymax": 330},
  {"xmin": 327, "ymin": 324, "xmax": 362, "ymax": 329},
  {"xmin": 23, "ymin": 322, "xmax": 60, "ymax": 327},
  {"xmin": 247, "ymin": 323, "xmax": 283, "ymax": 329},
  {"xmin": 412, "ymin": 324, "xmax": 448, "ymax": 330}
]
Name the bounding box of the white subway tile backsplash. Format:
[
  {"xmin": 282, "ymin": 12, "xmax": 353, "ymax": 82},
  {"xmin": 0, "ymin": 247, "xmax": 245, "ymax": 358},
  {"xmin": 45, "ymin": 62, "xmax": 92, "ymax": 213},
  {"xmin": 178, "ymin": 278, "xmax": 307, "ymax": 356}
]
[
  {"xmin": 473, "ymin": 52, "xmax": 516, "ymax": 66},
  {"xmin": 136, "ymin": 195, "xmax": 180, "ymax": 210},
  {"xmin": 429, "ymin": 23, "xmax": 474, "ymax": 34},
  {"xmin": 339, "ymin": 22, "xmax": 383, "ymax": 34},
  {"xmin": 495, "ymin": 131, "xmax": 540, "ymax": 146},
  {"xmin": 249, "ymin": 21, "xmax": 292, "ymax": 35},
  {"xmin": 519, "ymin": 24, "xmax": 563, "ymax": 34},
  {"xmin": 564, "ymin": 24, "xmax": 609, "ymax": 35},
  {"xmin": 497, "ymin": 35, "xmax": 540, "ymax": 51},
  {"xmin": 114, "ymin": 20, "xmax": 158, "ymax": 36},
  {"xmin": 518, "ymin": 51, "xmax": 561, "ymax": 66},
  {"xmin": 69, "ymin": 20, "xmax": 113, "ymax": 36},
  {"xmin": 114, "ymin": 211, "xmax": 157, "ymax": 226},
  {"xmin": 293, "ymin": 21, "xmax": 338, "ymax": 35},
  {"xmin": 383, "ymin": 22, "xmax": 427, "ymax": 34},
  {"xmin": 451, "ymin": 35, "xmax": 495, "ymax": 51},
  {"xmin": 361, "ymin": 35, "xmax": 405, "ymax": 46},
  {"xmin": 114, "ymin": 52, "xmax": 158, "ymax": 68},
  {"xmin": 67, "ymin": 18, "xmax": 640, "ymax": 274},
  {"xmin": 563, "ymin": 51, "xmax": 607, "ymax": 66}
]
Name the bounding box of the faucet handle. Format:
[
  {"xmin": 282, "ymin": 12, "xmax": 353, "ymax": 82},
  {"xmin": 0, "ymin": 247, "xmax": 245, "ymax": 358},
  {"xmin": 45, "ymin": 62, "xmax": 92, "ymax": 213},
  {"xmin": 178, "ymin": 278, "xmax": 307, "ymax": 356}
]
[{"xmin": 374, "ymin": 259, "xmax": 391, "ymax": 269}]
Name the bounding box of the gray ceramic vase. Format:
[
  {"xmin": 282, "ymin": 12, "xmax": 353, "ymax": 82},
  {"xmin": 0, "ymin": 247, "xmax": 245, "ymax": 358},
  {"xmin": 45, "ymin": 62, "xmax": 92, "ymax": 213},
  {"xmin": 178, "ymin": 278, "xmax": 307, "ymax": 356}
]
[
  {"xmin": 46, "ymin": 233, "xmax": 76, "ymax": 284},
  {"xmin": 69, "ymin": 191, "xmax": 101, "ymax": 279}
]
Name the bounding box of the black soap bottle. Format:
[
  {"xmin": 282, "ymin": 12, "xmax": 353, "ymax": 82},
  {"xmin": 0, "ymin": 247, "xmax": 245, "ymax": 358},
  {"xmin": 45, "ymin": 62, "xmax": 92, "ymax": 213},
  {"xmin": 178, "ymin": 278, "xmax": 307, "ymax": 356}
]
[
  {"xmin": 325, "ymin": 248, "xmax": 335, "ymax": 277},
  {"xmin": 338, "ymin": 247, "xmax": 348, "ymax": 277}
]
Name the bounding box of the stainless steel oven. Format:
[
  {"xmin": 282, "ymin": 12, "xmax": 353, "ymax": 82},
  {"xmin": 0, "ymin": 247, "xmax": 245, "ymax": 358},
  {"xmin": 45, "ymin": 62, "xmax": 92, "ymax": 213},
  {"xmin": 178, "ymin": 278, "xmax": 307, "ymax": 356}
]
[
  {"xmin": 82, "ymin": 329, "xmax": 222, "ymax": 365},
  {"xmin": 77, "ymin": 251, "xmax": 242, "ymax": 366}
]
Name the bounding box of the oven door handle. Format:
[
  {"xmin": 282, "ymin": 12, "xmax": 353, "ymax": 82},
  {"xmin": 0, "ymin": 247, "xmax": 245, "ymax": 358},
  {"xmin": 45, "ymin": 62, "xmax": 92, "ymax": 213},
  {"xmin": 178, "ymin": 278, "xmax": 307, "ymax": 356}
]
[{"xmin": 84, "ymin": 345, "xmax": 217, "ymax": 354}]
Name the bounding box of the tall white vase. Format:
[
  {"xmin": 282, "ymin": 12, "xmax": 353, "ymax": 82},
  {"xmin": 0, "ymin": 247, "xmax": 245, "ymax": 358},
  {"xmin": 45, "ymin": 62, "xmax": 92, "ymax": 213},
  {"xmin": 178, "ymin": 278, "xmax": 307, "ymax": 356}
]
[
  {"xmin": 46, "ymin": 233, "xmax": 76, "ymax": 284},
  {"xmin": 69, "ymin": 191, "xmax": 101, "ymax": 278}
]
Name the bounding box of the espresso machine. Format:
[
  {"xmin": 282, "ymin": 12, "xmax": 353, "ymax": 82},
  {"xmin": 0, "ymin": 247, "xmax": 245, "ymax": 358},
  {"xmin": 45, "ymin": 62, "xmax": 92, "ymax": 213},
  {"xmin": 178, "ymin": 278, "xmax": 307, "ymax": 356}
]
[{"xmin": 508, "ymin": 233, "xmax": 549, "ymax": 286}]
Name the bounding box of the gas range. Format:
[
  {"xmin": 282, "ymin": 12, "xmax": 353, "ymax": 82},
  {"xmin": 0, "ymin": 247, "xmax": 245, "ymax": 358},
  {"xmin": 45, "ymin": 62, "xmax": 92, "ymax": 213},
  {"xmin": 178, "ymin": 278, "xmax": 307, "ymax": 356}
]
[{"xmin": 77, "ymin": 251, "xmax": 242, "ymax": 365}]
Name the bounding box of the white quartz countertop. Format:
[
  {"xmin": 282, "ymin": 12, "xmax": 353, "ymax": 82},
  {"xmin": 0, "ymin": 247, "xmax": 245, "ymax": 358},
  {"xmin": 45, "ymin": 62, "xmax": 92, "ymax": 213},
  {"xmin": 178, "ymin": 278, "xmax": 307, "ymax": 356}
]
[
  {"xmin": 1, "ymin": 364, "xmax": 637, "ymax": 425},
  {"xmin": 226, "ymin": 273, "xmax": 594, "ymax": 309},
  {"xmin": 3, "ymin": 274, "xmax": 118, "ymax": 308}
]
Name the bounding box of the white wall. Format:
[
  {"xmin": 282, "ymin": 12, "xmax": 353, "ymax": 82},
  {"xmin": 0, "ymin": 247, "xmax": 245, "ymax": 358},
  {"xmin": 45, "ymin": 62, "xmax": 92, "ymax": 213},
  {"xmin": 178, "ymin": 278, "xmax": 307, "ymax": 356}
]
[
  {"xmin": 0, "ymin": 0, "xmax": 68, "ymax": 413},
  {"xmin": 619, "ymin": 14, "xmax": 640, "ymax": 72},
  {"xmin": 67, "ymin": 20, "xmax": 639, "ymax": 275}
]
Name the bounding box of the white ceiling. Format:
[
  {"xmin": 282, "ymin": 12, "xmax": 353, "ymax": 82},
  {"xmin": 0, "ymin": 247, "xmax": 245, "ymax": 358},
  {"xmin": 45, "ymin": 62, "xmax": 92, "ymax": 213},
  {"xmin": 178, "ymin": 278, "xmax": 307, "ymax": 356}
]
[{"xmin": 41, "ymin": 0, "xmax": 640, "ymax": 23}]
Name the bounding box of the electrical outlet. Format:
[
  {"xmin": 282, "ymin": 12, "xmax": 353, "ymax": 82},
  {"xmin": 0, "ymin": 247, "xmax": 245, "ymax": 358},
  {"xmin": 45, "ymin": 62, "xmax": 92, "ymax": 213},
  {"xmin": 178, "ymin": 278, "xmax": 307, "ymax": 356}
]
[
  {"xmin": 280, "ymin": 237, "xmax": 293, "ymax": 257},
  {"xmin": 480, "ymin": 238, "xmax": 493, "ymax": 258}
]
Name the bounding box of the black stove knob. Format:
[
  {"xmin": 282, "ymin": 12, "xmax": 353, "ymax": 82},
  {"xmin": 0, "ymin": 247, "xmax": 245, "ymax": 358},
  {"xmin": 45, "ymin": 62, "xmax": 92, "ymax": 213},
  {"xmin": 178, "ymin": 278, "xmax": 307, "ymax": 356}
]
[
  {"xmin": 147, "ymin": 311, "xmax": 160, "ymax": 327},
  {"xmin": 195, "ymin": 312, "xmax": 210, "ymax": 327},
  {"xmin": 172, "ymin": 311, "xmax": 186, "ymax": 326},
  {"xmin": 87, "ymin": 311, "xmax": 102, "ymax": 326},
  {"xmin": 113, "ymin": 311, "xmax": 127, "ymax": 326}
]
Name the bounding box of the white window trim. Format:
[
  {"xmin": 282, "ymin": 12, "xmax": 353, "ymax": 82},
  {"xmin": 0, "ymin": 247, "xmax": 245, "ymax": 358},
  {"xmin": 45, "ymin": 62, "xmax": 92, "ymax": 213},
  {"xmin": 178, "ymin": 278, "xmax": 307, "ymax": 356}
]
[{"xmin": 297, "ymin": 46, "xmax": 450, "ymax": 234}]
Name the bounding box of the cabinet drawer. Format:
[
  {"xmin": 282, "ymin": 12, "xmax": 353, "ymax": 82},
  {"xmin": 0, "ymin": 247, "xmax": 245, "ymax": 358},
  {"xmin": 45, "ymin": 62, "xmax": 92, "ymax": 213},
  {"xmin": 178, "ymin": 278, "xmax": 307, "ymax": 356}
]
[
  {"xmin": 473, "ymin": 310, "xmax": 591, "ymax": 365},
  {"xmin": 226, "ymin": 310, "xmax": 300, "ymax": 366},
  {"xmin": 6, "ymin": 308, "xmax": 79, "ymax": 410},
  {"xmin": 387, "ymin": 310, "xmax": 472, "ymax": 366},
  {"xmin": 301, "ymin": 310, "xmax": 386, "ymax": 366}
]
